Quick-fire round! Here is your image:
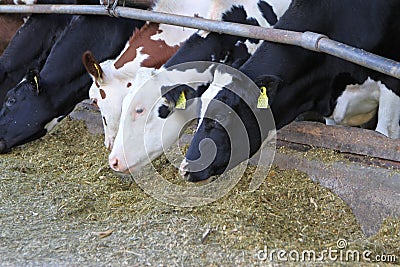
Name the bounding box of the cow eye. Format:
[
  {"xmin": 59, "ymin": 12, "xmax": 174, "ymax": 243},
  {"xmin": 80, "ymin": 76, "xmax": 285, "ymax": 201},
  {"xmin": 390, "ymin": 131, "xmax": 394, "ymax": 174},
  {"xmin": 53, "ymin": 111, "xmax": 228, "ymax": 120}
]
[
  {"xmin": 6, "ymin": 98, "xmax": 16, "ymax": 107},
  {"xmin": 135, "ymin": 107, "xmax": 144, "ymax": 114}
]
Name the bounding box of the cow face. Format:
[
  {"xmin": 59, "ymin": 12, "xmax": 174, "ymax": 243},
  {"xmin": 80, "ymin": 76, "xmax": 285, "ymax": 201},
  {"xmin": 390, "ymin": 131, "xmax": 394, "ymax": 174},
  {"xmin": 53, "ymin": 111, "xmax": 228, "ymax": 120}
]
[
  {"xmin": 181, "ymin": 67, "xmax": 274, "ymax": 182},
  {"xmin": 89, "ymin": 72, "xmax": 139, "ymax": 151},
  {"xmin": 181, "ymin": 88, "xmax": 239, "ymax": 182},
  {"xmin": 83, "ymin": 50, "xmax": 139, "ymax": 150},
  {"xmin": 0, "ymin": 69, "xmax": 56, "ymax": 153},
  {"xmin": 108, "ymin": 76, "xmax": 198, "ymax": 173}
]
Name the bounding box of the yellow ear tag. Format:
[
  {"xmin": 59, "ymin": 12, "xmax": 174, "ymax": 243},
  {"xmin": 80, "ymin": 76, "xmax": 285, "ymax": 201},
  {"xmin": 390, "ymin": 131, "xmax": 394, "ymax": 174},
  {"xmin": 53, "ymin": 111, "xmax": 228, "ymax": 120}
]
[
  {"xmin": 257, "ymin": 86, "xmax": 269, "ymax": 109},
  {"xmin": 33, "ymin": 75, "xmax": 39, "ymax": 92},
  {"xmin": 94, "ymin": 63, "xmax": 102, "ymax": 82},
  {"xmin": 175, "ymin": 91, "xmax": 187, "ymax": 110}
]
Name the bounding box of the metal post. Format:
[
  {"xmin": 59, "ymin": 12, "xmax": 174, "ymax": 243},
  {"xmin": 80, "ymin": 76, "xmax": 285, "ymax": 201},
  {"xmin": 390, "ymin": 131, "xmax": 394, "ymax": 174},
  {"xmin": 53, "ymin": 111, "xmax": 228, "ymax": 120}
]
[{"xmin": 0, "ymin": 4, "xmax": 400, "ymax": 79}]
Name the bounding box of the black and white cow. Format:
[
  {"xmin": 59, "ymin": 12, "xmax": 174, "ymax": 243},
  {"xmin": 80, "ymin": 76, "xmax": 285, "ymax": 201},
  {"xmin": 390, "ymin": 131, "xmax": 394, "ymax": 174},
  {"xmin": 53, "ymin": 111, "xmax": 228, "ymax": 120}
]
[
  {"xmin": 108, "ymin": 0, "xmax": 292, "ymax": 173},
  {"xmin": 0, "ymin": 0, "xmax": 78, "ymax": 104},
  {"xmin": 182, "ymin": 0, "xmax": 400, "ymax": 182},
  {"xmin": 0, "ymin": 14, "xmax": 145, "ymax": 153}
]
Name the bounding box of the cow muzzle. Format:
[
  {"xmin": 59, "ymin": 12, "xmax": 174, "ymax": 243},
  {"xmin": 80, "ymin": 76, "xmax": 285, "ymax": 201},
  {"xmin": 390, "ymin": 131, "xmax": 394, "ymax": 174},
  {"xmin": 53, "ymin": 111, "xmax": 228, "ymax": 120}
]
[{"xmin": 179, "ymin": 158, "xmax": 212, "ymax": 183}]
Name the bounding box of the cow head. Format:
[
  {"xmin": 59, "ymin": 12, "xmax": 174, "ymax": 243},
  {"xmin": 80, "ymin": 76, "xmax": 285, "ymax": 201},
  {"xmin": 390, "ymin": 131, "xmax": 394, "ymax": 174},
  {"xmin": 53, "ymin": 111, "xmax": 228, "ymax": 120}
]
[
  {"xmin": 83, "ymin": 50, "xmax": 141, "ymax": 150},
  {"xmin": 0, "ymin": 69, "xmax": 56, "ymax": 153},
  {"xmin": 108, "ymin": 74, "xmax": 199, "ymax": 174},
  {"xmin": 181, "ymin": 65, "xmax": 274, "ymax": 182}
]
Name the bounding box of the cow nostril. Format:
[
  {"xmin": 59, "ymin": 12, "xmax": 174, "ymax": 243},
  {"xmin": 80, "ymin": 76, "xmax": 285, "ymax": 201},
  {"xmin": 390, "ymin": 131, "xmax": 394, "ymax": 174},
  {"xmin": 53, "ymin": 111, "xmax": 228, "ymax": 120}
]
[
  {"xmin": 110, "ymin": 158, "xmax": 119, "ymax": 171},
  {"xmin": 0, "ymin": 139, "xmax": 7, "ymax": 153}
]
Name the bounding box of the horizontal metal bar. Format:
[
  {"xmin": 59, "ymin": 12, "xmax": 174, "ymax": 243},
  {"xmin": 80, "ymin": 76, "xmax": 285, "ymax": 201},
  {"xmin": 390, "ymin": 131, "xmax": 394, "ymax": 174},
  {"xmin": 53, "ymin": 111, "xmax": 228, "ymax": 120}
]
[
  {"xmin": 0, "ymin": 5, "xmax": 303, "ymax": 45},
  {"xmin": 317, "ymin": 38, "xmax": 400, "ymax": 79},
  {"xmin": 1, "ymin": 4, "xmax": 400, "ymax": 79}
]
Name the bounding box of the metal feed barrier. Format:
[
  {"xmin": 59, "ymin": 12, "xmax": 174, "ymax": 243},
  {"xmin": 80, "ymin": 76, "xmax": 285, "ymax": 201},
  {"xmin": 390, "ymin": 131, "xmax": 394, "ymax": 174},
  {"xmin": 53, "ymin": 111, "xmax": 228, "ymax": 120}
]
[{"xmin": 0, "ymin": 3, "xmax": 400, "ymax": 79}]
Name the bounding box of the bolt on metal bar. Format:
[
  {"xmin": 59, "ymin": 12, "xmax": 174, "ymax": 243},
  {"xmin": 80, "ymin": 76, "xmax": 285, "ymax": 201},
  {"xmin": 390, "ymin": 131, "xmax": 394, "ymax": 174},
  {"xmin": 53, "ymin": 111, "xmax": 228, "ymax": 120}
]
[{"xmin": 0, "ymin": 4, "xmax": 400, "ymax": 79}]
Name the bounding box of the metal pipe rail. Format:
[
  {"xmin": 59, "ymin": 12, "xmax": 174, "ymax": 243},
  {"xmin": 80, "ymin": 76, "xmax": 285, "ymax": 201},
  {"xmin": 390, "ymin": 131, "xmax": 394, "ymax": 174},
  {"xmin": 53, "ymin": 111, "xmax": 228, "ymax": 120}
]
[{"xmin": 1, "ymin": 4, "xmax": 400, "ymax": 79}]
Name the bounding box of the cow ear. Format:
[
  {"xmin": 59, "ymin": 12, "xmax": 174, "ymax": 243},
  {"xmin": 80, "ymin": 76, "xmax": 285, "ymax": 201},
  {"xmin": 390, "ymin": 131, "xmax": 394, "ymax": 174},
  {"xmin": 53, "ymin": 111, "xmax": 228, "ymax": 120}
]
[
  {"xmin": 255, "ymin": 74, "xmax": 282, "ymax": 91},
  {"xmin": 161, "ymin": 84, "xmax": 197, "ymax": 111},
  {"xmin": 159, "ymin": 84, "xmax": 199, "ymax": 117},
  {"xmin": 26, "ymin": 68, "xmax": 42, "ymax": 95},
  {"xmin": 82, "ymin": 50, "xmax": 103, "ymax": 84}
]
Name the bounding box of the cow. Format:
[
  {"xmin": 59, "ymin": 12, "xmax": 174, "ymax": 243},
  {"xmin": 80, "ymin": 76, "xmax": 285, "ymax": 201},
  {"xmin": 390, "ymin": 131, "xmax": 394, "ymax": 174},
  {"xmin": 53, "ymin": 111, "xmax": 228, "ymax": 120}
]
[
  {"xmin": 82, "ymin": 0, "xmax": 211, "ymax": 150},
  {"xmin": 181, "ymin": 0, "xmax": 400, "ymax": 182},
  {"xmin": 0, "ymin": 0, "xmax": 78, "ymax": 104},
  {"xmin": 0, "ymin": 14, "xmax": 145, "ymax": 153},
  {"xmin": 108, "ymin": 0, "xmax": 292, "ymax": 173}
]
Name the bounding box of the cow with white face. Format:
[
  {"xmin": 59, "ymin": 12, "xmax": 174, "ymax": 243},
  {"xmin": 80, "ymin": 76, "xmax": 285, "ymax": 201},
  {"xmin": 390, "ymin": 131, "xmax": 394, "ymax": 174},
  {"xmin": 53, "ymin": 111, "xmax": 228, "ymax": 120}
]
[
  {"xmin": 82, "ymin": 0, "xmax": 211, "ymax": 150},
  {"xmin": 109, "ymin": 0, "xmax": 292, "ymax": 173},
  {"xmin": 108, "ymin": 63, "xmax": 215, "ymax": 173}
]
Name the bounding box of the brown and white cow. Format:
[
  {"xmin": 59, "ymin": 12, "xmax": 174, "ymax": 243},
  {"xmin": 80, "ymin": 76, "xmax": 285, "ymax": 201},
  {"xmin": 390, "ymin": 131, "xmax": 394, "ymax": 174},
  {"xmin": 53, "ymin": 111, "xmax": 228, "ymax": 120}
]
[{"xmin": 83, "ymin": 0, "xmax": 211, "ymax": 150}]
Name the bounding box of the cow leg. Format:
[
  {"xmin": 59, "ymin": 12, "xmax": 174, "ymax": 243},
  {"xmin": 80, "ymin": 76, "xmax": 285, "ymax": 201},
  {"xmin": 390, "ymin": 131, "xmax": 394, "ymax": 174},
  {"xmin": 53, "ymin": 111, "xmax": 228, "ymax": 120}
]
[{"xmin": 375, "ymin": 84, "xmax": 400, "ymax": 139}]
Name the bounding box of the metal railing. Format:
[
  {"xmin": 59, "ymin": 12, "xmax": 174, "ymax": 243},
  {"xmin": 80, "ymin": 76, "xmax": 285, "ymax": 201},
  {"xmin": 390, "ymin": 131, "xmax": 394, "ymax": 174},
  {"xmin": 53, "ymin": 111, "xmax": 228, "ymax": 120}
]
[{"xmin": 1, "ymin": 4, "xmax": 400, "ymax": 79}]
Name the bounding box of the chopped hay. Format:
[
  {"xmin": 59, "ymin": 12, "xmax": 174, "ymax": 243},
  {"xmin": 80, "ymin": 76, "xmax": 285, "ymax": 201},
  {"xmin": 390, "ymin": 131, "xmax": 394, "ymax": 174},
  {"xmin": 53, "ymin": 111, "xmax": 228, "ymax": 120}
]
[
  {"xmin": 278, "ymin": 145, "xmax": 350, "ymax": 164},
  {"xmin": 0, "ymin": 117, "xmax": 398, "ymax": 266}
]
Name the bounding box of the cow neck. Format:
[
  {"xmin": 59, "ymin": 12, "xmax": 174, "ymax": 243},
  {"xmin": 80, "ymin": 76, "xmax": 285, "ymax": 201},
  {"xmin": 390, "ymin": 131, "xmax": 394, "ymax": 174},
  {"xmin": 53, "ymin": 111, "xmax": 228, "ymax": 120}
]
[{"xmin": 40, "ymin": 73, "xmax": 91, "ymax": 115}]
